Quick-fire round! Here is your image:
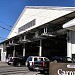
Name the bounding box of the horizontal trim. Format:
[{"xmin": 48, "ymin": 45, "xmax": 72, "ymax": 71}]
[{"xmin": 63, "ymin": 18, "xmax": 75, "ymax": 28}]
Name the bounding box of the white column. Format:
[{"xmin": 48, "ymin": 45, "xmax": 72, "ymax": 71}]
[
  {"xmin": 23, "ymin": 36, "xmax": 26, "ymax": 56},
  {"xmin": 23, "ymin": 43, "xmax": 25, "ymax": 56},
  {"xmin": 71, "ymin": 31, "xmax": 75, "ymax": 55},
  {"xmin": 39, "ymin": 40, "xmax": 42, "ymax": 56},
  {"xmin": 67, "ymin": 42, "xmax": 72, "ymax": 57},
  {"xmin": 44, "ymin": 28, "xmax": 47, "ymax": 33},
  {"xmin": 67, "ymin": 31, "xmax": 72, "ymax": 58},
  {"xmin": 13, "ymin": 46, "xmax": 15, "ymax": 57}
]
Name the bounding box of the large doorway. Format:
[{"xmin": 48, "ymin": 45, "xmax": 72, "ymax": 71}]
[
  {"xmin": 25, "ymin": 42, "xmax": 39, "ymax": 57},
  {"xmin": 42, "ymin": 34, "xmax": 67, "ymax": 59}
]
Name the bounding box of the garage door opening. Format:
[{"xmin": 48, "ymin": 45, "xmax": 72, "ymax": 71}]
[
  {"xmin": 42, "ymin": 34, "xmax": 67, "ymax": 60},
  {"xmin": 24, "ymin": 34, "xmax": 67, "ymax": 60},
  {"xmin": 25, "ymin": 42, "xmax": 39, "ymax": 57}
]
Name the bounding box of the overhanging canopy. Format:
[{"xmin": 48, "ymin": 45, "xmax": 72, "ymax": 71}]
[{"xmin": 63, "ymin": 18, "xmax": 75, "ymax": 31}]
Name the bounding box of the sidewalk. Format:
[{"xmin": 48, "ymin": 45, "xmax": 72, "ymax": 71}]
[{"xmin": 0, "ymin": 61, "xmax": 8, "ymax": 66}]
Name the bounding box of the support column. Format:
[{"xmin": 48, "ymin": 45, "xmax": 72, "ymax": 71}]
[
  {"xmin": 13, "ymin": 46, "xmax": 15, "ymax": 57},
  {"xmin": 23, "ymin": 43, "xmax": 25, "ymax": 56},
  {"xmin": 44, "ymin": 27, "xmax": 47, "ymax": 33},
  {"xmin": 39, "ymin": 40, "xmax": 42, "ymax": 56},
  {"xmin": 23, "ymin": 35, "xmax": 26, "ymax": 56},
  {"xmin": 67, "ymin": 31, "xmax": 72, "ymax": 58},
  {"xmin": 71, "ymin": 31, "xmax": 75, "ymax": 59}
]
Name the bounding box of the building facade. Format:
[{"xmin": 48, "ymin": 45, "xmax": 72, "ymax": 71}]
[
  {"xmin": 0, "ymin": 6, "xmax": 75, "ymax": 62},
  {"xmin": 63, "ymin": 18, "xmax": 75, "ymax": 59}
]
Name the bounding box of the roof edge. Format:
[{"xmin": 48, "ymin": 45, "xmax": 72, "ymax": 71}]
[
  {"xmin": 25, "ymin": 6, "xmax": 75, "ymax": 11},
  {"xmin": 63, "ymin": 18, "xmax": 75, "ymax": 28}
]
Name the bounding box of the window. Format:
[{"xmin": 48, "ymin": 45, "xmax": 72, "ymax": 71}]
[
  {"xmin": 44, "ymin": 58, "xmax": 50, "ymax": 61},
  {"xmin": 34, "ymin": 58, "xmax": 37, "ymax": 61},
  {"xmin": 18, "ymin": 19, "xmax": 36, "ymax": 33},
  {"xmin": 39, "ymin": 58, "xmax": 43, "ymax": 61},
  {"xmin": 27, "ymin": 57, "xmax": 32, "ymax": 61}
]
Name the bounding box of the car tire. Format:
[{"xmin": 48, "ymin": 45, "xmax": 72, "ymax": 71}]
[
  {"xmin": 8, "ymin": 63, "xmax": 11, "ymax": 65},
  {"xmin": 25, "ymin": 62, "xmax": 28, "ymax": 67},
  {"xmin": 17, "ymin": 62, "xmax": 21, "ymax": 67},
  {"xmin": 28, "ymin": 66, "xmax": 33, "ymax": 71}
]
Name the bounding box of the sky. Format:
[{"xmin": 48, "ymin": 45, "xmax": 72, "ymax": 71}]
[{"xmin": 0, "ymin": 0, "xmax": 75, "ymax": 42}]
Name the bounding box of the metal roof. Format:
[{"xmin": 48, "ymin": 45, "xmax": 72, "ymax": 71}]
[{"xmin": 26, "ymin": 6, "xmax": 75, "ymax": 11}]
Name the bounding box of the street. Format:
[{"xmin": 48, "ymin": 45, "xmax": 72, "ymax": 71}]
[{"xmin": 0, "ymin": 62, "xmax": 48, "ymax": 75}]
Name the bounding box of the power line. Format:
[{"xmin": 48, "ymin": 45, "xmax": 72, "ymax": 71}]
[
  {"xmin": 0, "ymin": 36, "xmax": 7, "ymax": 41},
  {"xmin": 0, "ymin": 20, "xmax": 18, "ymax": 34},
  {"xmin": 0, "ymin": 20, "xmax": 13, "ymax": 28},
  {"xmin": 0, "ymin": 9, "xmax": 60, "ymax": 32},
  {"xmin": 0, "ymin": 24, "xmax": 18, "ymax": 34},
  {"xmin": 0, "ymin": 25, "xmax": 11, "ymax": 31},
  {"xmin": 0, "ymin": 8, "xmax": 69, "ymax": 41}
]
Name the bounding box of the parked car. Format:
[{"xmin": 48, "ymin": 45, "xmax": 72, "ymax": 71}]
[
  {"xmin": 25, "ymin": 56, "xmax": 50, "ymax": 73},
  {"xmin": 51, "ymin": 56, "xmax": 74, "ymax": 63},
  {"xmin": 6, "ymin": 56, "xmax": 27, "ymax": 66}
]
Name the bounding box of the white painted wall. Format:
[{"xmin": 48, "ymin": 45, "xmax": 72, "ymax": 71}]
[
  {"xmin": 71, "ymin": 31, "xmax": 75, "ymax": 54},
  {"xmin": 67, "ymin": 31, "xmax": 72, "ymax": 58},
  {"xmin": 0, "ymin": 44, "xmax": 6, "ymax": 62},
  {"xmin": 1, "ymin": 52, "xmax": 6, "ymax": 62},
  {"xmin": 7, "ymin": 7, "xmax": 73, "ymax": 39},
  {"xmin": 67, "ymin": 31, "xmax": 75, "ymax": 58}
]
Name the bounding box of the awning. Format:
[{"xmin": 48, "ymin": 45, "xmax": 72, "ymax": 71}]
[{"xmin": 63, "ymin": 18, "xmax": 75, "ymax": 31}]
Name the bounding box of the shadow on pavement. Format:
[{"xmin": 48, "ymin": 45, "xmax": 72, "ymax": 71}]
[{"xmin": 37, "ymin": 72, "xmax": 49, "ymax": 75}]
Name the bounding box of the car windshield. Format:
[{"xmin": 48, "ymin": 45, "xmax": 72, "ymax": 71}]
[
  {"xmin": 45, "ymin": 58, "xmax": 50, "ymax": 61},
  {"xmin": 27, "ymin": 57, "xmax": 32, "ymax": 61}
]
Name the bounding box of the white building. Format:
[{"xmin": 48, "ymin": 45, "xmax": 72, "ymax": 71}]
[
  {"xmin": 63, "ymin": 18, "xmax": 75, "ymax": 59},
  {"xmin": 0, "ymin": 6, "xmax": 75, "ymax": 62}
]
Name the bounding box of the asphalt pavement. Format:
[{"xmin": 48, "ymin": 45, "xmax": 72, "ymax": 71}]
[{"xmin": 0, "ymin": 61, "xmax": 48, "ymax": 75}]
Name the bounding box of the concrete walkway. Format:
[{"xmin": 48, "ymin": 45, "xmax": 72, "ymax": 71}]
[{"xmin": 0, "ymin": 61, "xmax": 8, "ymax": 66}]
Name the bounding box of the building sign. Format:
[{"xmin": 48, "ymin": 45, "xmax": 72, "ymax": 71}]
[{"xmin": 49, "ymin": 62, "xmax": 75, "ymax": 75}]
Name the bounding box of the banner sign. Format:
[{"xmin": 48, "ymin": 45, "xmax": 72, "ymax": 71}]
[{"xmin": 49, "ymin": 62, "xmax": 75, "ymax": 75}]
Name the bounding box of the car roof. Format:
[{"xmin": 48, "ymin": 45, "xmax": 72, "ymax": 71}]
[
  {"xmin": 28, "ymin": 56, "xmax": 47, "ymax": 58},
  {"xmin": 29, "ymin": 56, "xmax": 45, "ymax": 58}
]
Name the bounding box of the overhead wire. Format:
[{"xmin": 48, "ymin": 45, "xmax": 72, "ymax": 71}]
[
  {"xmin": 0, "ymin": 20, "xmax": 18, "ymax": 41},
  {"xmin": 0, "ymin": 25, "xmax": 11, "ymax": 31},
  {"xmin": 0, "ymin": 20, "xmax": 18, "ymax": 32},
  {"xmin": 0, "ymin": 37, "xmax": 7, "ymax": 41},
  {"xmin": 0, "ymin": 8, "xmax": 61, "ymax": 32},
  {"xmin": 0, "ymin": 9, "xmax": 48, "ymax": 35},
  {"xmin": 0, "ymin": 7, "xmax": 72, "ymax": 32},
  {"xmin": 0, "ymin": 20, "xmax": 13, "ymax": 28}
]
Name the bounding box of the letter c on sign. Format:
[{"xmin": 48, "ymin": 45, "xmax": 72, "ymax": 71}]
[{"xmin": 57, "ymin": 69, "xmax": 62, "ymax": 75}]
